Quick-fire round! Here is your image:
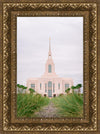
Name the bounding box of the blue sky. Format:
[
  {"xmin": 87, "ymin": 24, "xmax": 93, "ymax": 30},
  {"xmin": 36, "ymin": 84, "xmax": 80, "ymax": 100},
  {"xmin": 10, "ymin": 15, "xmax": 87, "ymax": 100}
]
[{"xmin": 17, "ymin": 17, "xmax": 83, "ymax": 89}]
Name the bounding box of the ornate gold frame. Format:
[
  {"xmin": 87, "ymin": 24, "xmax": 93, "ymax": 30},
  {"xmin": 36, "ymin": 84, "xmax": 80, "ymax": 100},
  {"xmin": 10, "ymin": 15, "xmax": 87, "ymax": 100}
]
[{"xmin": 0, "ymin": 0, "xmax": 99, "ymax": 133}]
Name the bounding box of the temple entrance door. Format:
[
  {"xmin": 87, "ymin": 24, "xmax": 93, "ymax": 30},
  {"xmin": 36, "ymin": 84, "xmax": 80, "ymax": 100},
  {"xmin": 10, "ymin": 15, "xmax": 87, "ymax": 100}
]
[{"xmin": 48, "ymin": 81, "xmax": 52, "ymax": 97}]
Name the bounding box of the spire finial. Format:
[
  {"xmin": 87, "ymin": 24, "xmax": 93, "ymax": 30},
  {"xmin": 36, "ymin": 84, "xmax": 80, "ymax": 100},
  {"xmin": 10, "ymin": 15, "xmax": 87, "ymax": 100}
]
[
  {"xmin": 49, "ymin": 37, "xmax": 51, "ymax": 52},
  {"xmin": 48, "ymin": 37, "xmax": 52, "ymax": 58}
]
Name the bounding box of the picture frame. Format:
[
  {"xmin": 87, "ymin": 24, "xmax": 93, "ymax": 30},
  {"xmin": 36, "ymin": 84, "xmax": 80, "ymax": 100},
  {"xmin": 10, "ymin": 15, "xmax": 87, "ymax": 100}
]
[{"xmin": 0, "ymin": 0, "xmax": 99, "ymax": 133}]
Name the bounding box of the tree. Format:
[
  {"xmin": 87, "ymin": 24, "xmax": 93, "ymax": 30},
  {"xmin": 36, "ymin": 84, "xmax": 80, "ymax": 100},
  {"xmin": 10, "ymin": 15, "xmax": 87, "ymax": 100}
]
[
  {"xmin": 24, "ymin": 86, "xmax": 27, "ymax": 94},
  {"xmin": 17, "ymin": 84, "xmax": 20, "ymax": 93},
  {"xmin": 17, "ymin": 84, "xmax": 28, "ymax": 94},
  {"xmin": 20, "ymin": 85, "xmax": 24, "ymax": 93},
  {"xmin": 21, "ymin": 85, "xmax": 27, "ymax": 93},
  {"xmin": 65, "ymin": 88, "xmax": 70, "ymax": 94},
  {"xmin": 29, "ymin": 88, "xmax": 35, "ymax": 94},
  {"xmin": 71, "ymin": 86, "xmax": 76, "ymax": 94},
  {"xmin": 76, "ymin": 84, "xmax": 82, "ymax": 94}
]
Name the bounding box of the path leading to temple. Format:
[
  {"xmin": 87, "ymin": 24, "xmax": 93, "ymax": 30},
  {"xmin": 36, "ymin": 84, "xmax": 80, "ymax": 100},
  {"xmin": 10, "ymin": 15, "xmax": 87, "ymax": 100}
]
[{"xmin": 34, "ymin": 101, "xmax": 60, "ymax": 117}]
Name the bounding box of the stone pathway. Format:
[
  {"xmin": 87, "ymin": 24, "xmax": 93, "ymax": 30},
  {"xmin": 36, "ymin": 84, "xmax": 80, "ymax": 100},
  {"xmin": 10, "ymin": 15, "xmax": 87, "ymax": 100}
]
[{"xmin": 34, "ymin": 101, "xmax": 59, "ymax": 117}]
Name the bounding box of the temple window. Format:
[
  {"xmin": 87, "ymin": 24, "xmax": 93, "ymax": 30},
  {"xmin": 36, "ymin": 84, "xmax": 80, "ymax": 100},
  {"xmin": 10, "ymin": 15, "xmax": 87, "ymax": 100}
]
[
  {"xmin": 48, "ymin": 64, "xmax": 52, "ymax": 73},
  {"xmin": 31, "ymin": 84, "xmax": 35, "ymax": 89},
  {"xmin": 45, "ymin": 83, "xmax": 47, "ymax": 92},
  {"xmin": 58, "ymin": 83, "xmax": 60, "ymax": 89},
  {"xmin": 48, "ymin": 81, "xmax": 52, "ymax": 87},
  {"xmin": 65, "ymin": 84, "xmax": 69, "ymax": 90},
  {"xmin": 40, "ymin": 83, "xmax": 42, "ymax": 90}
]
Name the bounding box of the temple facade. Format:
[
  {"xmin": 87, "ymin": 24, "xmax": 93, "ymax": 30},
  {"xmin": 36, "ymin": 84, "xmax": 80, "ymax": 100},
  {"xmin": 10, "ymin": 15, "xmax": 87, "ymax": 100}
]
[{"xmin": 26, "ymin": 38, "xmax": 73, "ymax": 97}]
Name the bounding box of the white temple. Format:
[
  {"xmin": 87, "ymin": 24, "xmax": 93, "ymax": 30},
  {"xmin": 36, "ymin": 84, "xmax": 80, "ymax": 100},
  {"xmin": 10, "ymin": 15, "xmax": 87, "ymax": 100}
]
[{"xmin": 26, "ymin": 38, "xmax": 73, "ymax": 97}]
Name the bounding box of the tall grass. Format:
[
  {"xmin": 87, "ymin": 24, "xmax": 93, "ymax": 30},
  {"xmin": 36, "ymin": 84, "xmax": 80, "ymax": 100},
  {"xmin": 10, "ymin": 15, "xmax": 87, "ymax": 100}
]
[
  {"xmin": 51, "ymin": 93, "xmax": 83, "ymax": 117},
  {"xmin": 17, "ymin": 94, "xmax": 50, "ymax": 117}
]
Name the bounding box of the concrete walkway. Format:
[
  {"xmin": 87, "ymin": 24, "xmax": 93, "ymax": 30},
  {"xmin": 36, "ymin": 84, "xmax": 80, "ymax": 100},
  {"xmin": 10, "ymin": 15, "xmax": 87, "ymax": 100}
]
[{"xmin": 34, "ymin": 101, "xmax": 59, "ymax": 117}]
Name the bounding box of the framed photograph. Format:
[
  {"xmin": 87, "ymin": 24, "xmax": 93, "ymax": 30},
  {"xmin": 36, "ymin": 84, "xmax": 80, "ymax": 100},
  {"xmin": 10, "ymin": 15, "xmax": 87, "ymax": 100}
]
[
  {"xmin": 0, "ymin": 0, "xmax": 99, "ymax": 133},
  {"xmin": 17, "ymin": 17, "xmax": 83, "ymax": 118}
]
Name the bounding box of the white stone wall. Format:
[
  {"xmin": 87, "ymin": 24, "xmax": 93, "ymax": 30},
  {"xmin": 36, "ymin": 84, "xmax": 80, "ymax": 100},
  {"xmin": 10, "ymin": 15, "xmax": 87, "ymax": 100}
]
[{"xmin": 26, "ymin": 77, "xmax": 73, "ymax": 97}]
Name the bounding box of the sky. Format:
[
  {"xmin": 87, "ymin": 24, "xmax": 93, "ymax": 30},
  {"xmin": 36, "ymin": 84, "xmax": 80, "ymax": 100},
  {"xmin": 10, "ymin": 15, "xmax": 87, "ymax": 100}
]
[{"xmin": 17, "ymin": 17, "xmax": 83, "ymax": 89}]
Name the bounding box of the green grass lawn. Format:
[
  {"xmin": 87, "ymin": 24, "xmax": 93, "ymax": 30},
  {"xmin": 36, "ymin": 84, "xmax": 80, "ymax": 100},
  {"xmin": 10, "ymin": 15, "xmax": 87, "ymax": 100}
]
[
  {"xmin": 17, "ymin": 93, "xmax": 50, "ymax": 117},
  {"xmin": 51, "ymin": 93, "xmax": 83, "ymax": 117}
]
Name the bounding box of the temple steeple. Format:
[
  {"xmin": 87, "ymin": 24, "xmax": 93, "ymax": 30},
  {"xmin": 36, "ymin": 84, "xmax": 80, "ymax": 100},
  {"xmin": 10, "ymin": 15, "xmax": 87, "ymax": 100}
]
[
  {"xmin": 41, "ymin": 37, "xmax": 58, "ymax": 78},
  {"xmin": 48, "ymin": 37, "xmax": 52, "ymax": 58}
]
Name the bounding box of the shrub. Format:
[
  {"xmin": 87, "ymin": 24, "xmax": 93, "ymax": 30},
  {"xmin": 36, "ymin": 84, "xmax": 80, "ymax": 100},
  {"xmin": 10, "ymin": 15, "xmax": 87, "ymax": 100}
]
[
  {"xmin": 65, "ymin": 88, "xmax": 70, "ymax": 94},
  {"xmin": 52, "ymin": 93, "xmax": 83, "ymax": 117},
  {"xmin": 59, "ymin": 93, "xmax": 64, "ymax": 96},
  {"xmin": 17, "ymin": 94, "xmax": 50, "ymax": 117},
  {"xmin": 29, "ymin": 88, "xmax": 35, "ymax": 94},
  {"xmin": 35, "ymin": 93, "xmax": 41, "ymax": 96}
]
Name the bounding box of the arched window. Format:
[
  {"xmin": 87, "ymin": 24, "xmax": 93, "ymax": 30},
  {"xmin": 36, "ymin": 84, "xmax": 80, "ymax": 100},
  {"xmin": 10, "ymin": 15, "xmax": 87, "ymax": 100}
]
[{"xmin": 48, "ymin": 64, "xmax": 52, "ymax": 73}]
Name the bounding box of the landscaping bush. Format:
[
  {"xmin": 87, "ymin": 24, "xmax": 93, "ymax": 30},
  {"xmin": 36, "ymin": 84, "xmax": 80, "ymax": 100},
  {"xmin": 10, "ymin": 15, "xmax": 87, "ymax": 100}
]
[
  {"xmin": 35, "ymin": 93, "xmax": 42, "ymax": 97},
  {"xmin": 59, "ymin": 93, "xmax": 64, "ymax": 96},
  {"xmin": 17, "ymin": 94, "xmax": 50, "ymax": 117},
  {"xmin": 51, "ymin": 93, "xmax": 83, "ymax": 117}
]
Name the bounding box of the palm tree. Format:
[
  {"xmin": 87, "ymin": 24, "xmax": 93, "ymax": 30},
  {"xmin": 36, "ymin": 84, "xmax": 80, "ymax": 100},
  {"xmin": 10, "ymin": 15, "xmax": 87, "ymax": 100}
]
[
  {"xmin": 24, "ymin": 86, "xmax": 27, "ymax": 94},
  {"xmin": 19, "ymin": 85, "xmax": 24, "ymax": 93},
  {"xmin": 21, "ymin": 85, "xmax": 27, "ymax": 93},
  {"xmin": 17, "ymin": 84, "xmax": 28, "ymax": 94},
  {"xmin": 76, "ymin": 84, "xmax": 82, "ymax": 94},
  {"xmin": 17, "ymin": 84, "xmax": 20, "ymax": 93},
  {"xmin": 71, "ymin": 86, "xmax": 76, "ymax": 94}
]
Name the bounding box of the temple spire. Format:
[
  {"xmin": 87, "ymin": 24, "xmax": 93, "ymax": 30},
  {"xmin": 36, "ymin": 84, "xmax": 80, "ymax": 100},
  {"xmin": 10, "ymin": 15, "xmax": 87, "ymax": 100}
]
[
  {"xmin": 48, "ymin": 37, "xmax": 52, "ymax": 58},
  {"xmin": 49, "ymin": 37, "xmax": 51, "ymax": 53}
]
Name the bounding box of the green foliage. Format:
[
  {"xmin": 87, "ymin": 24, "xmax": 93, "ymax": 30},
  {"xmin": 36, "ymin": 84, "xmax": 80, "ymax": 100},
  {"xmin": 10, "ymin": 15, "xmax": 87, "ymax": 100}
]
[
  {"xmin": 51, "ymin": 93, "xmax": 83, "ymax": 117},
  {"xmin": 71, "ymin": 86, "xmax": 76, "ymax": 89},
  {"xmin": 35, "ymin": 93, "xmax": 42, "ymax": 97},
  {"xmin": 17, "ymin": 84, "xmax": 27, "ymax": 93},
  {"xmin": 65, "ymin": 88, "xmax": 70, "ymax": 93},
  {"xmin": 76, "ymin": 84, "xmax": 82, "ymax": 88},
  {"xmin": 71, "ymin": 84, "xmax": 82, "ymax": 94},
  {"xmin": 59, "ymin": 93, "xmax": 64, "ymax": 96},
  {"xmin": 17, "ymin": 94, "xmax": 50, "ymax": 117},
  {"xmin": 29, "ymin": 88, "xmax": 35, "ymax": 94},
  {"xmin": 71, "ymin": 86, "xmax": 76, "ymax": 93},
  {"xmin": 17, "ymin": 84, "xmax": 20, "ymax": 87}
]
